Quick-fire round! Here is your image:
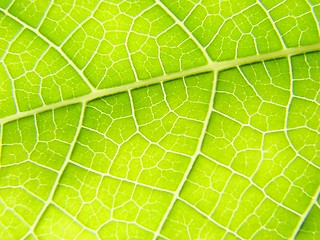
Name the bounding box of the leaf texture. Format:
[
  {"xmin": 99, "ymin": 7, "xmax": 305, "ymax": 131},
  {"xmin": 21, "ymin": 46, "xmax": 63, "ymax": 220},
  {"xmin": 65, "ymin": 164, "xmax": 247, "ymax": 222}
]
[{"xmin": 0, "ymin": 0, "xmax": 319, "ymax": 239}]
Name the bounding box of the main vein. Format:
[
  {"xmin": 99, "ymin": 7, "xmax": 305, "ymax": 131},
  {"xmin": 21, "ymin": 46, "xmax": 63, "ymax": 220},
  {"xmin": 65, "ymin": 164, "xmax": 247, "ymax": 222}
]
[{"xmin": 0, "ymin": 43, "xmax": 319, "ymax": 125}]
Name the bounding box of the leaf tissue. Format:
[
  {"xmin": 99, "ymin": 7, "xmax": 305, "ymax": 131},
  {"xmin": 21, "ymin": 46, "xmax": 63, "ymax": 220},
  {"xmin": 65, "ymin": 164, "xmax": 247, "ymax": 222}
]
[{"xmin": 0, "ymin": 0, "xmax": 319, "ymax": 239}]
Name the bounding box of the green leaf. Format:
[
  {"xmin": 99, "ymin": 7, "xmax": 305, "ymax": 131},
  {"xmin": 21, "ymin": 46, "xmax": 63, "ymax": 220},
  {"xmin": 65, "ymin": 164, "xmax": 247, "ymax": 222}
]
[{"xmin": 0, "ymin": 0, "xmax": 319, "ymax": 239}]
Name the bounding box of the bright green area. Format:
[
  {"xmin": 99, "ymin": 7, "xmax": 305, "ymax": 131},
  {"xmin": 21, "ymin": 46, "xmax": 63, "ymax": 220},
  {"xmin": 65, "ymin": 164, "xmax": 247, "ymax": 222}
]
[
  {"xmin": 8, "ymin": 0, "xmax": 50, "ymax": 28},
  {"xmin": 161, "ymin": 200, "xmax": 227, "ymax": 239},
  {"xmin": 261, "ymin": 0, "xmax": 320, "ymax": 47},
  {"xmin": 214, "ymin": 59, "xmax": 290, "ymax": 131},
  {"xmin": 0, "ymin": 63, "xmax": 16, "ymax": 117},
  {"xmin": 0, "ymin": 0, "xmax": 319, "ymax": 239},
  {"xmin": 34, "ymin": 205, "xmax": 97, "ymax": 239},
  {"xmin": 39, "ymin": 0, "xmax": 101, "ymax": 45},
  {"xmin": 132, "ymin": 73, "xmax": 213, "ymax": 156},
  {"xmin": 288, "ymin": 52, "xmax": 320, "ymax": 166},
  {"xmin": 202, "ymin": 113, "xmax": 263, "ymax": 174},
  {"xmin": 2, "ymin": 23, "xmax": 91, "ymax": 112},
  {"xmin": 0, "ymin": 104, "xmax": 82, "ymax": 238},
  {"xmin": 54, "ymin": 164, "xmax": 172, "ymax": 234},
  {"xmin": 296, "ymin": 195, "xmax": 320, "ymax": 240},
  {"xmin": 292, "ymin": 52, "xmax": 320, "ymax": 102},
  {"xmin": 163, "ymin": 0, "xmax": 283, "ymax": 60}
]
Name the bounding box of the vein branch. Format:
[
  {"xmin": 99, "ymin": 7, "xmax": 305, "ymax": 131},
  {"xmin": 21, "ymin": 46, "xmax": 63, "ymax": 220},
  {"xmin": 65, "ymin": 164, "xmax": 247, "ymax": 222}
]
[
  {"xmin": 156, "ymin": 0, "xmax": 212, "ymax": 63},
  {"xmin": 290, "ymin": 186, "xmax": 320, "ymax": 239},
  {"xmin": 0, "ymin": 43, "xmax": 319, "ymax": 125},
  {"xmin": 0, "ymin": 8, "xmax": 96, "ymax": 92},
  {"xmin": 152, "ymin": 71, "xmax": 218, "ymax": 239},
  {"xmin": 23, "ymin": 103, "xmax": 92, "ymax": 237}
]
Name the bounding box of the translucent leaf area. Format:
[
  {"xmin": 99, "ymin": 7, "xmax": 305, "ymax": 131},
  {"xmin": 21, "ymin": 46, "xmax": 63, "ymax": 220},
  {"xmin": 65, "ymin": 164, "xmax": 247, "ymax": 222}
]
[{"xmin": 0, "ymin": 0, "xmax": 319, "ymax": 239}]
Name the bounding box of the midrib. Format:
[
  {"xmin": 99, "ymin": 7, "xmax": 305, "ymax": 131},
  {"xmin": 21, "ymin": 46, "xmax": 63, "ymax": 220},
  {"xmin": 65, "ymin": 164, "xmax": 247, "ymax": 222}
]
[{"xmin": 0, "ymin": 42, "xmax": 319, "ymax": 125}]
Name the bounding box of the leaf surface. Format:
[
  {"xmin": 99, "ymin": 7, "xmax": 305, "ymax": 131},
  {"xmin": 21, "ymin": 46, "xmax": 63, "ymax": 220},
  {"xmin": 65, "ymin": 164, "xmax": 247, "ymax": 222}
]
[{"xmin": 0, "ymin": 0, "xmax": 319, "ymax": 239}]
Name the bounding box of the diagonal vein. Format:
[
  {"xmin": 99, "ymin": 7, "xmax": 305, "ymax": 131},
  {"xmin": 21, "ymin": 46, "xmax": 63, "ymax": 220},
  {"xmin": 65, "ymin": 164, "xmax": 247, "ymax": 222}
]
[
  {"xmin": 152, "ymin": 71, "xmax": 218, "ymax": 239},
  {"xmin": 21, "ymin": 103, "xmax": 98, "ymax": 238},
  {"xmin": 0, "ymin": 9, "xmax": 96, "ymax": 92},
  {"xmin": 290, "ymin": 186, "xmax": 320, "ymax": 239},
  {"xmin": 156, "ymin": 0, "xmax": 212, "ymax": 63},
  {"xmin": 0, "ymin": 42, "xmax": 319, "ymax": 125}
]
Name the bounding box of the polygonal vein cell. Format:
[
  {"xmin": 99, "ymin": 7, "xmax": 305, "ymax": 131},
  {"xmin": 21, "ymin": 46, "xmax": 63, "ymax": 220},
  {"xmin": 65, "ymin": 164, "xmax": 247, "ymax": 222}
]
[{"xmin": 0, "ymin": 104, "xmax": 82, "ymax": 239}]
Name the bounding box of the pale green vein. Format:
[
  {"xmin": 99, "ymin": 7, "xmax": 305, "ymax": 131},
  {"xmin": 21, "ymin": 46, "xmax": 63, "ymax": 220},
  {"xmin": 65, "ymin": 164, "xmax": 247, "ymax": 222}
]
[
  {"xmin": 0, "ymin": 9, "xmax": 96, "ymax": 92},
  {"xmin": 156, "ymin": 0, "xmax": 211, "ymax": 62},
  {"xmin": 1, "ymin": 43, "xmax": 319, "ymax": 125},
  {"xmin": 153, "ymin": 71, "xmax": 218, "ymax": 239},
  {"xmin": 24, "ymin": 103, "xmax": 88, "ymax": 238},
  {"xmin": 291, "ymin": 186, "xmax": 320, "ymax": 239}
]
